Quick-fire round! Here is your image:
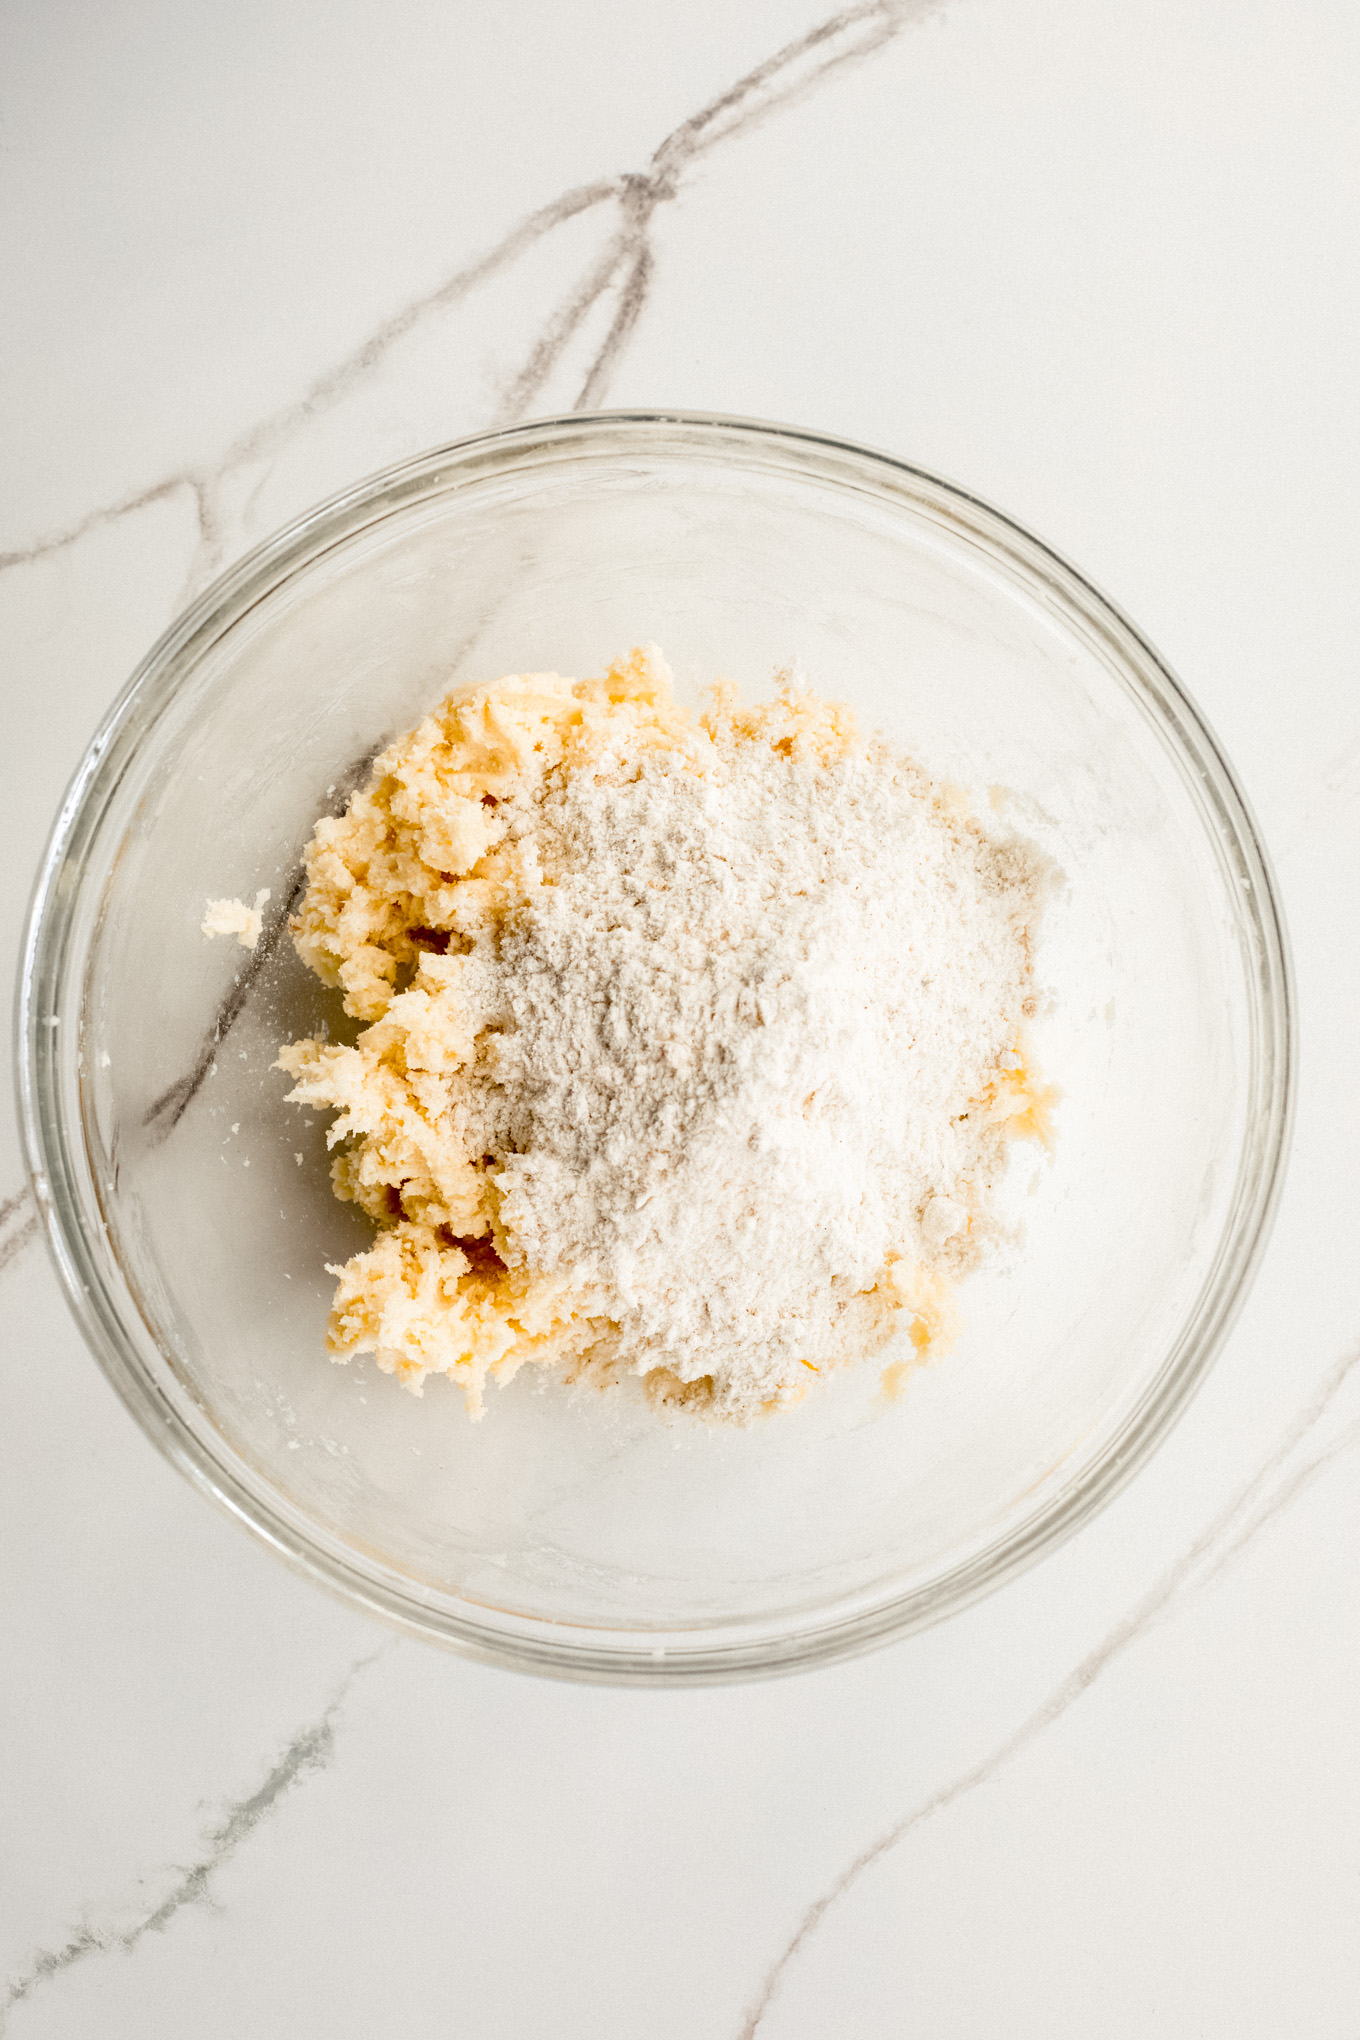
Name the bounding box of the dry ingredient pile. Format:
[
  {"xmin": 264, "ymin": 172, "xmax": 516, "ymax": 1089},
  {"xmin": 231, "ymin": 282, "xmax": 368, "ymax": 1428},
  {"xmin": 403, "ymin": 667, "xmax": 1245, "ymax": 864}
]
[{"xmin": 276, "ymin": 646, "xmax": 1053, "ymax": 1423}]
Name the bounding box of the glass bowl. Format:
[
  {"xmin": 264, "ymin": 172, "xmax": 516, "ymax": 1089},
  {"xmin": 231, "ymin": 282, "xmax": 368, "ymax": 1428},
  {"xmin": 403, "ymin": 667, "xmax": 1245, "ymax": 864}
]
[{"xmin": 17, "ymin": 413, "xmax": 1293, "ymax": 1683}]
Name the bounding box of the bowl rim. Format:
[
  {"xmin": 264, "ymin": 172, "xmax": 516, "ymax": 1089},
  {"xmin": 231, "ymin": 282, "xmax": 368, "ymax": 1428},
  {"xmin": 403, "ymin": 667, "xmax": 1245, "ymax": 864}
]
[{"xmin": 14, "ymin": 408, "xmax": 1296, "ymax": 1684}]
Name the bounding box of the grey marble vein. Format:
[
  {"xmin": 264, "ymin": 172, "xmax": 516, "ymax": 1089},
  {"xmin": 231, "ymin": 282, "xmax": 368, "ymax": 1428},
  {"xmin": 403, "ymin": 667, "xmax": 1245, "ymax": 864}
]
[
  {"xmin": 500, "ymin": 0, "xmax": 941, "ymax": 419},
  {"xmin": 576, "ymin": 232, "xmax": 655, "ymax": 412},
  {"xmin": 0, "ymin": 1212, "xmax": 39, "ymax": 1276},
  {"xmin": 0, "ymin": 1194, "xmax": 40, "ymax": 1283},
  {"xmin": 0, "ymin": 1646, "xmax": 390, "ymax": 2034},
  {"xmin": 0, "ymin": 0, "xmax": 937, "ymax": 591},
  {"xmin": 0, "ymin": 1188, "xmax": 38, "ymax": 1275},
  {"xmin": 736, "ymin": 1337, "xmax": 1360, "ymax": 2036},
  {"xmin": 138, "ymin": 867, "xmax": 311, "ymax": 1136},
  {"xmin": 141, "ymin": 740, "xmax": 385, "ymax": 1138},
  {"xmin": 0, "ymin": 178, "xmax": 619, "ymax": 586}
]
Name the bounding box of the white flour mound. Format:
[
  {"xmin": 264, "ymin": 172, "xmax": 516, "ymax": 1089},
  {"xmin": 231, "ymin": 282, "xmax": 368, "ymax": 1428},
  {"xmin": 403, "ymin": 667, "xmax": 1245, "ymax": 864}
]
[{"xmin": 474, "ymin": 722, "xmax": 1046, "ymax": 1418}]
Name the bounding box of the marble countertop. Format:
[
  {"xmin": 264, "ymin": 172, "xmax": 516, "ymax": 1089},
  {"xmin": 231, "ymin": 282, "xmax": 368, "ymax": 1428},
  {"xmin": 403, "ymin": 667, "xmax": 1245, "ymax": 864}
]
[{"xmin": 3, "ymin": 3, "xmax": 1359, "ymax": 2033}]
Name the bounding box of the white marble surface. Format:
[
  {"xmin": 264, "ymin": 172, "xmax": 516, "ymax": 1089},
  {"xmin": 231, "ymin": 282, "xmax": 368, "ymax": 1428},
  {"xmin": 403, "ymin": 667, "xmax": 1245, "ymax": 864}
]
[{"xmin": 3, "ymin": 2, "xmax": 1359, "ymax": 2032}]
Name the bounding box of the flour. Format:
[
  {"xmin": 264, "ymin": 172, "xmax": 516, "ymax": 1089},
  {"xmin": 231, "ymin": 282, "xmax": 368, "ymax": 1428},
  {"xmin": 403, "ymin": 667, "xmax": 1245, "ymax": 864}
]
[
  {"xmin": 469, "ymin": 712, "xmax": 1046, "ymax": 1418},
  {"xmin": 278, "ymin": 651, "xmax": 1054, "ymax": 1421}
]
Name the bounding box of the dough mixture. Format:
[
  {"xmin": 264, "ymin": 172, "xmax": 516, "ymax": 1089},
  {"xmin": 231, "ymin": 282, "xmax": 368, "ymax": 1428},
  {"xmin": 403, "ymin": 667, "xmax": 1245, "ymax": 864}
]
[{"xmin": 277, "ymin": 647, "xmax": 1053, "ymax": 1421}]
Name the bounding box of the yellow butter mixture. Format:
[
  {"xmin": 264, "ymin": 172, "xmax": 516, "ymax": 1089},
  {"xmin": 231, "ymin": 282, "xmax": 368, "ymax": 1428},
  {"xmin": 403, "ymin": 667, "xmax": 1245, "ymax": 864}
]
[{"xmin": 277, "ymin": 647, "xmax": 1053, "ymax": 1420}]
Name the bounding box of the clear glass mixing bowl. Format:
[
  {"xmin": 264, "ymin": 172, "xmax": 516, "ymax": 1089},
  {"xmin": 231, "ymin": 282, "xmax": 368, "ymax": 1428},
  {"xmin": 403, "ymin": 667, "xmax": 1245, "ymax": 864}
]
[{"xmin": 17, "ymin": 413, "xmax": 1293, "ymax": 1682}]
